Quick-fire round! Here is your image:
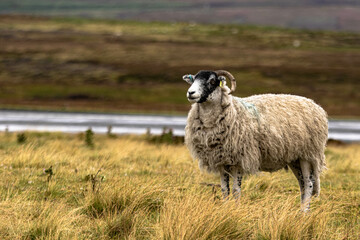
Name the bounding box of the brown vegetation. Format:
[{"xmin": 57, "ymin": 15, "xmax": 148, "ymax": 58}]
[{"xmin": 0, "ymin": 15, "xmax": 359, "ymax": 116}]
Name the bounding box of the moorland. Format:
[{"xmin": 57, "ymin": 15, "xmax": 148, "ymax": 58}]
[{"xmin": 0, "ymin": 15, "xmax": 360, "ymax": 117}]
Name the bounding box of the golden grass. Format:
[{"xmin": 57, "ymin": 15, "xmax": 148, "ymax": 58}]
[{"xmin": 0, "ymin": 132, "xmax": 359, "ymax": 239}]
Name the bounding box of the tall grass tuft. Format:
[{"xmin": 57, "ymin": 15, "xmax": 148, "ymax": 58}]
[
  {"xmin": 85, "ymin": 128, "xmax": 94, "ymax": 148},
  {"xmin": 16, "ymin": 132, "xmax": 27, "ymax": 144}
]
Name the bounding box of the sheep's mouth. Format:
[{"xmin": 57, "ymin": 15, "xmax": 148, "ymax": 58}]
[{"xmin": 187, "ymin": 96, "xmax": 199, "ymax": 103}]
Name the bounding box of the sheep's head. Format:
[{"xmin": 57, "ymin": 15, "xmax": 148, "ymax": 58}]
[{"xmin": 183, "ymin": 70, "xmax": 236, "ymax": 103}]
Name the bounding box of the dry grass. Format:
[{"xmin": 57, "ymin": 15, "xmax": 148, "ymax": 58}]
[{"xmin": 0, "ymin": 132, "xmax": 359, "ymax": 239}]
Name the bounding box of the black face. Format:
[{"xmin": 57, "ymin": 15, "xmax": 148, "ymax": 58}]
[{"xmin": 194, "ymin": 70, "xmax": 221, "ymax": 103}]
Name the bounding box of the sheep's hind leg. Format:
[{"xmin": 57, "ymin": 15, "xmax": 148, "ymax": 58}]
[
  {"xmin": 220, "ymin": 165, "xmax": 230, "ymax": 200},
  {"xmin": 232, "ymin": 168, "xmax": 243, "ymax": 200},
  {"xmin": 300, "ymin": 160, "xmax": 313, "ymax": 212},
  {"xmin": 289, "ymin": 160, "xmax": 305, "ymax": 203},
  {"xmin": 312, "ymin": 169, "xmax": 320, "ymax": 197}
]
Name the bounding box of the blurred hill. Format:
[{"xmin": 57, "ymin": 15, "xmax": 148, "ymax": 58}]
[
  {"xmin": 0, "ymin": 16, "xmax": 359, "ymax": 116},
  {"xmin": 1, "ymin": 0, "xmax": 360, "ymax": 31}
]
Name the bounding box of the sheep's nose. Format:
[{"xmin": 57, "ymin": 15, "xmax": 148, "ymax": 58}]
[{"xmin": 188, "ymin": 91, "xmax": 195, "ymax": 96}]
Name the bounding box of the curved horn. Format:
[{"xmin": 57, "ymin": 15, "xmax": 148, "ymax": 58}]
[{"xmin": 215, "ymin": 70, "xmax": 236, "ymax": 94}]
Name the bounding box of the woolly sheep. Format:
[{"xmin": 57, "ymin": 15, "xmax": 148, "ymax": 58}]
[{"xmin": 183, "ymin": 70, "xmax": 328, "ymax": 211}]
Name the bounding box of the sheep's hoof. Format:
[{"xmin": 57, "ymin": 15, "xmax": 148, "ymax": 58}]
[{"xmin": 301, "ymin": 202, "xmax": 311, "ymax": 213}]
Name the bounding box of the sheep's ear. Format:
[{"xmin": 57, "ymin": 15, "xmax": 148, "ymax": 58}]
[
  {"xmin": 182, "ymin": 74, "xmax": 195, "ymax": 84},
  {"xmin": 218, "ymin": 76, "xmax": 226, "ymax": 88},
  {"xmin": 218, "ymin": 76, "xmax": 226, "ymax": 81}
]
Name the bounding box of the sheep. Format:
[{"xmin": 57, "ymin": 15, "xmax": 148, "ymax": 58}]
[{"xmin": 182, "ymin": 70, "xmax": 328, "ymax": 211}]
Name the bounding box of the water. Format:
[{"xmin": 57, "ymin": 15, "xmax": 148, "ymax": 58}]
[{"xmin": 0, "ymin": 110, "xmax": 359, "ymax": 142}]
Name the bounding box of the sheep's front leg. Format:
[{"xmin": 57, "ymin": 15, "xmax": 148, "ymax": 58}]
[
  {"xmin": 232, "ymin": 169, "xmax": 243, "ymax": 200},
  {"xmin": 300, "ymin": 160, "xmax": 313, "ymax": 212},
  {"xmin": 220, "ymin": 166, "xmax": 230, "ymax": 199}
]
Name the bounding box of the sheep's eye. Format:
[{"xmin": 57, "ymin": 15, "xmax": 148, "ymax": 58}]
[{"xmin": 210, "ymin": 79, "xmax": 216, "ymax": 85}]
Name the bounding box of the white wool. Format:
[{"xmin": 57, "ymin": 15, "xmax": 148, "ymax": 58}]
[{"xmin": 185, "ymin": 90, "xmax": 328, "ymax": 177}]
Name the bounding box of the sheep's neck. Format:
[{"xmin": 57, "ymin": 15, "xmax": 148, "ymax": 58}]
[{"xmin": 197, "ymin": 101, "xmax": 225, "ymax": 128}]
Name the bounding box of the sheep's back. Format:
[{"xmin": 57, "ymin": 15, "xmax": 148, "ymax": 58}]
[{"xmin": 244, "ymin": 94, "xmax": 328, "ymax": 170}]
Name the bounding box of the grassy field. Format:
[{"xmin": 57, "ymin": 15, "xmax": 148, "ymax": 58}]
[
  {"xmin": 0, "ymin": 131, "xmax": 359, "ymax": 239},
  {"xmin": 0, "ymin": 15, "xmax": 360, "ymax": 117}
]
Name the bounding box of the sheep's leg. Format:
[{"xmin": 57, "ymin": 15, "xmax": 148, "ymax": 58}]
[
  {"xmin": 312, "ymin": 169, "xmax": 320, "ymax": 197},
  {"xmin": 289, "ymin": 160, "xmax": 305, "ymax": 202},
  {"xmin": 300, "ymin": 160, "xmax": 313, "ymax": 212},
  {"xmin": 220, "ymin": 165, "xmax": 230, "ymax": 200},
  {"xmin": 232, "ymin": 169, "xmax": 243, "ymax": 200}
]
